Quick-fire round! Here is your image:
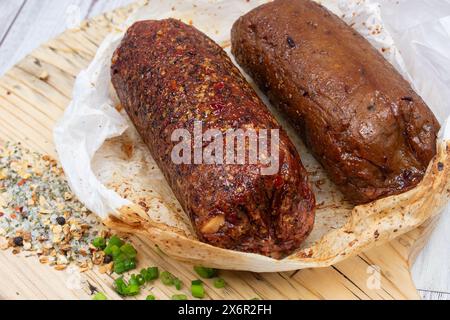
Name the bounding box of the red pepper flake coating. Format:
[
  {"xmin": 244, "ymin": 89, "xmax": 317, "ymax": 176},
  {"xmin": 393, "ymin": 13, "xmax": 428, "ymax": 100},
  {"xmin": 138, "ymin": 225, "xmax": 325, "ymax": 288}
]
[
  {"xmin": 111, "ymin": 19, "xmax": 315, "ymax": 258},
  {"xmin": 231, "ymin": 0, "xmax": 440, "ymax": 204}
]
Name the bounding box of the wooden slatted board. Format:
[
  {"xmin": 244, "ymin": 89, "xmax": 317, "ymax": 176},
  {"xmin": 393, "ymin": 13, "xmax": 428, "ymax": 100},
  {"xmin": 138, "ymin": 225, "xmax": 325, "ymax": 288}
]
[{"xmin": 0, "ymin": 3, "xmax": 434, "ymax": 300}]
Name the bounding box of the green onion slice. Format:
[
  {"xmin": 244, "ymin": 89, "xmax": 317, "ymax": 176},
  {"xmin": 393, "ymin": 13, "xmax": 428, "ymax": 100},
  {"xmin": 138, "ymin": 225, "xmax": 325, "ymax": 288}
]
[
  {"xmin": 92, "ymin": 237, "xmax": 106, "ymax": 249},
  {"xmin": 145, "ymin": 267, "xmax": 159, "ymax": 281},
  {"xmin": 92, "ymin": 292, "xmax": 108, "ymax": 300},
  {"xmin": 214, "ymin": 278, "xmax": 226, "ymax": 288},
  {"xmin": 191, "ymin": 280, "xmax": 205, "ymax": 299},
  {"xmin": 174, "ymin": 278, "xmax": 183, "ymax": 290},
  {"xmin": 160, "ymin": 271, "xmax": 175, "ymax": 286},
  {"xmin": 120, "ymin": 243, "xmax": 137, "ymax": 259},
  {"xmin": 108, "ymin": 235, "xmax": 124, "ymax": 247},
  {"xmin": 193, "ymin": 266, "xmax": 218, "ymax": 279}
]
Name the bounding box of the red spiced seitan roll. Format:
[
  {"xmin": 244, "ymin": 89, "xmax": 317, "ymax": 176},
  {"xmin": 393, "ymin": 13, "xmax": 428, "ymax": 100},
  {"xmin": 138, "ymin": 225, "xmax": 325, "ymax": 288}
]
[{"xmin": 111, "ymin": 19, "xmax": 315, "ymax": 258}]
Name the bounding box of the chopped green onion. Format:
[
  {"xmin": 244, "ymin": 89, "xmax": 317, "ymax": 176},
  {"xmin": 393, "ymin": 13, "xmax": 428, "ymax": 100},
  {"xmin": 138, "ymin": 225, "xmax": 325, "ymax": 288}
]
[
  {"xmin": 172, "ymin": 294, "xmax": 188, "ymax": 300},
  {"xmin": 123, "ymin": 259, "xmax": 136, "ymax": 271},
  {"xmin": 108, "ymin": 235, "xmax": 124, "ymax": 247},
  {"xmin": 251, "ymin": 297, "xmax": 260, "ymax": 300},
  {"xmin": 136, "ymin": 274, "xmax": 145, "ymax": 286},
  {"xmin": 114, "ymin": 260, "xmax": 134, "ymax": 274},
  {"xmin": 214, "ymin": 278, "xmax": 226, "ymax": 288},
  {"xmin": 174, "ymin": 278, "xmax": 183, "ymax": 290},
  {"xmin": 120, "ymin": 243, "xmax": 137, "ymax": 259},
  {"xmin": 144, "ymin": 267, "xmax": 159, "ymax": 282},
  {"xmin": 140, "ymin": 268, "xmax": 148, "ymax": 278},
  {"xmin": 103, "ymin": 245, "xmax": 113, "ymax": 255},
  {"xmin": 114, "ymin": 253, "xmax": 128, "ymax": 263},
  {"xmin": 114, "ymin": 277, "xmax": 129, "ymax": 296},
  {"xmin": 103, "ymin": 236, "xmax": 138, "ymax": 276},
  {"xmin": 194, "ymin": 266, "xmax": 218, "ymax": 279},
  {"xmin": 129, "ymin": 274, "xmax": 140, "ymax": 287},
  {"xmin": 146, "ymin": 295, "xmax": 156, "ymax": 300},
  {"xmin": 192, "ymin": 279, "xmax": 203, "ymax": 286},
  {"xmin": 114, "ymin": 277, "xmax": 141, "ymax": 296},
  {"xmin": 160, "ymin": 271, "xmax": 175, "ymax": 286},
  {"xmin": 92, "ymin": 292, "xmax": 108, "ymax": 300},
  {"xmin": 92, "ymin": 237, "xmax": 106, "ymax": 249},
  {"xmin": 126, "ymin": 283, "xmax": 140, "ymax": 296},
  {"xmin": 191, "ymin": 280, "xmax": 205, "ymax": 299},
  {"xmin": 110, "ymin": 245, "xmax": 122, "ymax": 259},
  {"xmin": 114, "ymin": 261, "xmax": 127, "ymax": 274}
]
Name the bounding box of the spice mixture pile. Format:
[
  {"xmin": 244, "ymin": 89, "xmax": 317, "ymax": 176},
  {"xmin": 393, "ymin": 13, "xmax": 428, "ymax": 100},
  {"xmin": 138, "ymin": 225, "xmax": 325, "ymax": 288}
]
[{"xmin": 0, "ymin": 142, "xmax": 109, "ymax": 271}]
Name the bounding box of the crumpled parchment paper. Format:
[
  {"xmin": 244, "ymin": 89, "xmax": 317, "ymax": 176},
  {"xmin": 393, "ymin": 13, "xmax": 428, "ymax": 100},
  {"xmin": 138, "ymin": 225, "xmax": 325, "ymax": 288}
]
[{"xmin": 53, "ymin": 0, "xmax": 450, "ymax": 272}]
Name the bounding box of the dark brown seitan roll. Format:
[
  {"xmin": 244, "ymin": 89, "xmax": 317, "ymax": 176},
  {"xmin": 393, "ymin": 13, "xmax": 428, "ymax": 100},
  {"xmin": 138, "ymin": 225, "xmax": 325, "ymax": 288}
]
[
  {"xmin": 231, "ymin": 0, "xmax": 440, "ymax": 204},
  {"xmin": 111, "ymin": 19, "xmax": 315, "ymax": 258}
]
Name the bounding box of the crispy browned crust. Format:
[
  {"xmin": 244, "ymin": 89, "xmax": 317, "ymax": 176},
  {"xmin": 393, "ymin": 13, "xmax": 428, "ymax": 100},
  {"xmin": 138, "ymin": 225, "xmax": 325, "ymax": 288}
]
[
  {"xmin": 231, "ymin": 0, "xmax": 440, "ymax": 204},
  {"xmin": 111, "ymin": 19, "xmax": 315, "ymax": 258}
]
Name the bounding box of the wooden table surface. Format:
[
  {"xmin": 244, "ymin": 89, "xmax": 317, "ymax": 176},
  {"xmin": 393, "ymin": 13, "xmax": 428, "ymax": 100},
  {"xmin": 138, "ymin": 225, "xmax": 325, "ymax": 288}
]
[{"xmin": 0, "ymin": 0, "xmax": 449, "ymax": 300}]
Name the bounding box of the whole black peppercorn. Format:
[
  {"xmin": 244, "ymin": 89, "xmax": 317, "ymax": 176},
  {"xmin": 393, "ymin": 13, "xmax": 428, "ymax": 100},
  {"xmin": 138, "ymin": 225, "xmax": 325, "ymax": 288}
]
[
  {"xmin": 287, "ymin": 36, "xmax": 296, "ymax": 48},
  {"xmin": 56, "ymin": 216, "xmax": 66, "ymax": 225},
  {"xmin": 103, "ymin": 254, "xmax": 113, "ymax": 264},
  {"xmin": 13, "ymin": 236, "xmax": 24, "ymax": 247}
]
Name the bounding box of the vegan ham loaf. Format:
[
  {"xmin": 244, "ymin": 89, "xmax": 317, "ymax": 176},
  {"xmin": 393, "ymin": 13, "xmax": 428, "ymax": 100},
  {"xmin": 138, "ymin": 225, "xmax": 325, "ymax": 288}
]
[
  {"xmin": 231, "ymin": 0, "xmax": 440, "ymax": 204},
  {"xmin": 111, "ymin": 19, "xmax": 315, "ymax": 258}
]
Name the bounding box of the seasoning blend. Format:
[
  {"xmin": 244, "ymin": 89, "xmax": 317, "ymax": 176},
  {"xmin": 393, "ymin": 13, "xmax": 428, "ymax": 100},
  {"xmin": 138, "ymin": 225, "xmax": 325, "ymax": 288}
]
[{"xmin": 0, "ymin": 142, "xmax": 109, "ymax": 271}]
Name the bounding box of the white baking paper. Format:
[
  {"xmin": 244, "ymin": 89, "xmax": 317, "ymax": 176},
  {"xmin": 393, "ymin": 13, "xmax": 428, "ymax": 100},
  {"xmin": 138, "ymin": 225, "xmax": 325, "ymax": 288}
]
[{"xmin": 54, "ymin": 0, "xmax": 450, "ymax": 255}]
